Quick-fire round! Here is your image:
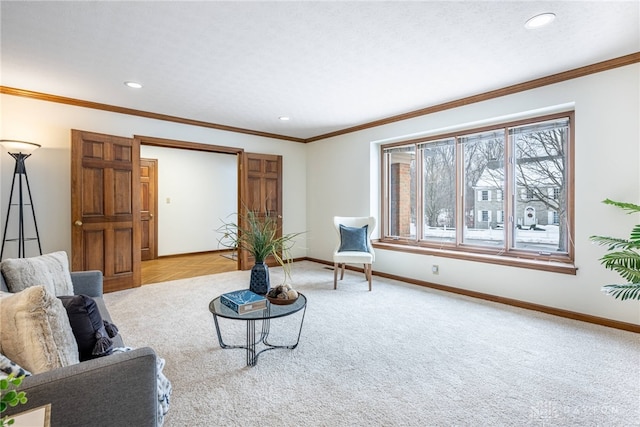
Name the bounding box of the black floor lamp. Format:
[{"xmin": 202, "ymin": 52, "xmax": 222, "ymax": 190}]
[{"xmin": 0, "ymin": 140, "xmax": 42, "ymax": 259}]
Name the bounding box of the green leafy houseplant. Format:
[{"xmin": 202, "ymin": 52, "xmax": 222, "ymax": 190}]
[
  {"xmin": 217, "ymin": 210, "xmax": 303, "ymax": 280},
  {"xmin": 589, "ymin": 199, "xmax": 640, "ymax": 301},
  {"xmin": 1, "ymin": 374, "xmax": 28, "ymax": 426}
]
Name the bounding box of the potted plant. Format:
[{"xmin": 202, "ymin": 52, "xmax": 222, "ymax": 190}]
[
  {"xmin": 589, "ymin": 199, "xmax": 640, "ymax": 300},
  {"xmin": 218, "ymin": 210, "xmax": 302, "ymax": 295},
  {"xmin": 1, "ymin": 374, "xmax": 27, "ymax": 426}
]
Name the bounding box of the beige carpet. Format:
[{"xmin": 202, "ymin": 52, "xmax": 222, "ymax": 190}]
[{"xmin": 104, "ymin": 261, "xmax": 640, "ymax": 427}]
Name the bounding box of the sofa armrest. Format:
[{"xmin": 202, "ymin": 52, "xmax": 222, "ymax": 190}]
[
  {"xmin": 3, "ymin": 347, "xmax": 158, "ymax": 427},
  {"xmin": 70, "ymin": 270, "xmax": 103, "ymax": 297}
]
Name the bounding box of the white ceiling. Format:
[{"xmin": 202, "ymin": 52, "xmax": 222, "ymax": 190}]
[{"xmin": 1, "ymin": 1, "xmax": 638, "ymax": 141}]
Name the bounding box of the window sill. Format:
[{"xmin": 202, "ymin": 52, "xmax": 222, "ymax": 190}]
[{"xmin": 372, "ymin": 240, "xmax": 577, "ymax": 275}]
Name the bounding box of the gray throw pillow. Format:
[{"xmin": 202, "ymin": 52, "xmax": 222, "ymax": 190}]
[
  {"xmin": 339, "ymin": 224, "xmax": 369, "ymax": 252},
  {"xmin": 0, "ymin": 251, "xmax": 74, "ymax": 296}
]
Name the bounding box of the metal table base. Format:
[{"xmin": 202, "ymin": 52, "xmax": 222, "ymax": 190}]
[{"xmin": 210, "ymin": 293, "xmax": 307, "ymax": 367}]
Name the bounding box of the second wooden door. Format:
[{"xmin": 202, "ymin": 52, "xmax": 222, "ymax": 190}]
[{"xmin": 140, "ymin": 158, "xmax": 158, "ymax": 261}]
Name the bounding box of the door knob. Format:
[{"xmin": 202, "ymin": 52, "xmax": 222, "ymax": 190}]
[
  {"xmin": 74, "ymin": 220, "xmax": 83, "ymax": 226},
  {"xmin": 150, "ymin": 213, "xmax": 154, "ymax": 218}
]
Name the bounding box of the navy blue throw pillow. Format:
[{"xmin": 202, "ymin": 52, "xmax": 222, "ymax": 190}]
[
  {"xmin": 58, "ymin": 295, "xmax": 118, "ymax": 361},
  {"xmin": 339, "ymin": 224, "xmax": 369, "ymax": 252}
]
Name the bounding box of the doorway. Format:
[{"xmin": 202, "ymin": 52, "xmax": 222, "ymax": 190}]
[
  {"xmin": 72, "ymin": 131, "xmax": 283, "ymax": 290},
  {"xmin": 139, "ymin": 145, "xmax": 237, "ymax": 263},
  {"xmin": 135, "ymin": 135, "xmax": 283, "ymax": 281}
]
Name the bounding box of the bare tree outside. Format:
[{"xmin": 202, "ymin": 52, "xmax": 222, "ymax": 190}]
[
  {"xmin": 512, "ymin": 122, "xmax": 569, "ymax": 252},
  {"xmin": 422, "ymin": 139, "xmax": 455, "ymax": 233},
  {"xmin": 461, "ymin": 131, "xmax": 505, "ymax": 246}
]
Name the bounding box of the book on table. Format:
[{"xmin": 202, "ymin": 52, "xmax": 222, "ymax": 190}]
[{"xmin": 220, "ymin": 289, "xmax": 267, "ymax": 314}]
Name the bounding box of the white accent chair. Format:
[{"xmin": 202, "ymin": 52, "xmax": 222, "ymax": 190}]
[{"xmin": 333, "ymin": 216, "xmax": 376, "ymax": 291}]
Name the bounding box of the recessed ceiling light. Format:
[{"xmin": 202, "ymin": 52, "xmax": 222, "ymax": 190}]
[
  {"xmin": 124, "ymin": 81, "xmax": 143, "ymax": 89},
  {"xmin": 279, "ymin": 116, "xmax": 290, "ymax": 121},
  {"xmin": 525, "ymin": 13, "xmax": 556, "ymax": 29}
]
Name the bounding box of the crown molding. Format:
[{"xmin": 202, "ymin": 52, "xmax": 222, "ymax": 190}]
[
  {"xmin": 0, "ymin": 86, "xmax": 306, "ymax": 143},
  {"xmin": 305, "ymin": 51, "xmax": 640, "ymax": 142},
  {"xmin": 2, "ymin": 52, "xmax": 638, "ymax": 144}
]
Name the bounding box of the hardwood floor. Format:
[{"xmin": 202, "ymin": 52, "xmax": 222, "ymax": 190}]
[{"xmin": 141, "ymin": 251, "xmax": 238, "ymax": 285}]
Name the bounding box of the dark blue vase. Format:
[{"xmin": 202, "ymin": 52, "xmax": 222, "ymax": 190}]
[{"xmin": 250, "ymin": 262, "xmax": 270, "ymax": 295}]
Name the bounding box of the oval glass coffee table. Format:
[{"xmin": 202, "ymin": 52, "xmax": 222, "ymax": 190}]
[{"xmin": 209, "ymin": 293, "xmax": 307, "ymax": 367}]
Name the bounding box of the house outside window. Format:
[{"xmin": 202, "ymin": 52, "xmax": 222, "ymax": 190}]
[{"xmin": 381, "ymin": 112, "xmax": 574, "ymax": 268}]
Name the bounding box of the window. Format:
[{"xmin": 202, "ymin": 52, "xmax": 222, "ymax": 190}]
[
  {"xmin": 462, "ymin": 129, "xmax": 505, "ymax": 246},
  {"xmin": 421, "ymin": 138, "xmax": 455, "ymax": 242},
  {"xmin": 384, "ymin": 145, "xmax": 416, "ymax": 239},
  {"xmin": 526, "ymin": 188, "xmax": 536, "ymax": 200},
  {"xmin": 381, "ymin": 112, "xmax": 574, "ymax": 271}
]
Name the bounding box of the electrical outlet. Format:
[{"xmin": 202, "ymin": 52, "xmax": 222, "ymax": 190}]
[
  {"xmin": 166, "ymin": 197, "xmax": 171, "ymax": 204},
  {"xmin": 431, "ymin": 265, "xmax": 439, "ymax": 275}
]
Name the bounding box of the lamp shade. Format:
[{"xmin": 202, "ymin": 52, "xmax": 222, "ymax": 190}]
[{"xmin": 0, "ymin": 140, "xmax": 41, "ymax": 155}]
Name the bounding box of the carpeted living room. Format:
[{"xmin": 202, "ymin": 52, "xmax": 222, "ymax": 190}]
[
  {"xmin": 1, "ymin": 253, "xmax": 639, "ymax": 426},
  {"xmin": 1, "ymin": 1, "xmax": 640, "ymax": 427},
  {"xmin": 103, "ymin": 261, "xmax": 640, "ymax": 426}
]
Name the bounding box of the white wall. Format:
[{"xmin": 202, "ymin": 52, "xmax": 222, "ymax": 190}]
[
  {"xmin": 307, "ymin": 64, "xmax": 640, "ymax": 326},
  {"xmin": 0, "ymin": 95, "xmax": 308, "ymax": 260},
  {"xmin": 139, "ymin": 145, "xmax": 237, "ymax": 256},
  {"xmin": 1, "ymin": 64, "xmax": 638, "ymax": 326}
]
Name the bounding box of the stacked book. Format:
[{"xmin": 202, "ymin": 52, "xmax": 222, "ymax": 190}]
[{"xmin": 220, "ymin": 289, "xmax": 267, "ymax": 314}]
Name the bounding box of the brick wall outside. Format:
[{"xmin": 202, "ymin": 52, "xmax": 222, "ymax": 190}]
[{"xmin": 390, "ymin": 163, "xmax": 411, "ymax": 236}]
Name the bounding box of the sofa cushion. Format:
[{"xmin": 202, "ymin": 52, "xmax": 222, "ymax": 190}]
[
  {"xmin": 0, "ymin": 286, "xmax": 79, "ymax": 374},
  {"xmin": 338, "ymin": 224, "xmax": 369, "ymax": 252},
  {"xmin": 58, "ymin": 295, "xmax": 119, "ymax": 361},
  {"xmin": 0, "ymin": 251, "xmax": 74, "ymax": 296}
]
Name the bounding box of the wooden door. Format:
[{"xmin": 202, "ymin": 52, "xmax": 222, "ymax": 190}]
[
  {"xmin": 71, "ymin": 130, "xmax": 141, "ymax": 292},
  {"xmin": 239, "ymin": 153, "xmax": 283, "ymax": 270},
  {"xmin": 140, "ymin": 158, "xmax": 158, "ymax": 261}
]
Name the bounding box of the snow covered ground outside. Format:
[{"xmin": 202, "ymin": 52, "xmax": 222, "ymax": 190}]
[{"xmin": 422, "ymin": 224, "xmax": 561, "ymax": 251}]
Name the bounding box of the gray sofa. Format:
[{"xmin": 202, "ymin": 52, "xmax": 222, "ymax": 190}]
[{"xmin": 0, "ymin": 270, "xmax": 158, "ymax": 427}]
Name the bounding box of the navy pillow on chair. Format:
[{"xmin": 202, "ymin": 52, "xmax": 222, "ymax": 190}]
[
  {"xmin": 58, "ymin": 295, "xmax": 119, "ymax": 361},
  {"xmin": 339, "ymin": 224, "xmax": 369, "ymax": 252}
]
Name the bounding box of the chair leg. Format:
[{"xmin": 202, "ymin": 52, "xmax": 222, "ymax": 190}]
[
  {"xmin": 333, "ymin": 263, "xmax": 338, "ymax": 289},
  {"xmin": 340, "ymin": 263, "xmax": 345, "ymax": 280},
  {"xmin": 366, "ymin": 264, "xmax": 372, "ymax": 291}
]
